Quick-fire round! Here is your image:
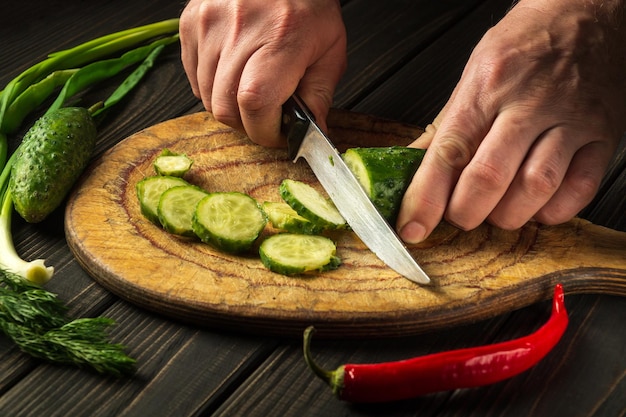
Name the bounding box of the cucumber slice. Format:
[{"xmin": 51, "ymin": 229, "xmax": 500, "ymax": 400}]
[
  {"xmin": 157, "ymin": 185, "xmax": 208, "ymax": 236},
  {"xmin": 279, "ymin": 179, "xmax": 346, "ymax": 229},
  {"xmin": 136, "ymin": 175, "xmax": 190, "ymax": 224},
  {"xmin": 259, "ymin": 233, "xmax": 341, "ymax": 275},
  {"xmin": 262, "ymin": 201, "xmax": 324, "ymax": 235},
  {"xmin": 193, "ymin": 192, "xmax": 267, "ymax": 253},
  {"xmin": 153, "ymin": 149, "xmax": 193, "ymax": 177},
  {"xmin": 343, "ymin": 146, "xmax": 425, "ymax": 223}
]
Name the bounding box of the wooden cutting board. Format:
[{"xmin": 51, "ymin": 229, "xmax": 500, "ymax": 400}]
[{"xmin": 65, "ymin": 110, "xmax": 626, "ymax": 338}]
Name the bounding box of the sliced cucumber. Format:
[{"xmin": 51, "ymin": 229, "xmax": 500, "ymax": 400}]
[
  {"xmin": 279, "ymin": 179, "xmax": 346, "ymax": 230},
  {"xmin": 262, "ymin": 201, "xmax": 324, "ymax": 235},
  {"xmin": 153, "ymin": 148, "xmax": 193, "ymax": 177},
  {"xmin": 136, "ymin": 175, "xmax": 190, "ymax": 224},
  {"xmin": 259, "ymin": 233, "xmax": 340, "ymax": 275},
  {"xmin": 193, "ymin": 192, "xmax": 267, "ymax": 253},
  {"xmin": 157, "ymin": 185, "xmax": 208, "ymax": 237},
  {"xmin": 343, "ymin": 146, "xmax": 425, "ymax": 223}
]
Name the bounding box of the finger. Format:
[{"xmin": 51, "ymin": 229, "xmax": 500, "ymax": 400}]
[
  {"xmin": 232, "ymin": 47, "xmax": 307, "ymax": 147},
  {"xmin": 533, "ymin": 140, "xmax": 612, "ymax": 225},
  {"xmin": 179, "ymin": 3, "xmax": 201, "ymax": 98},
  {"xmin": 487, "ymin": 127, "xmax": 582, "ymax": 229},
  {"xmin": 235, "ymin": 34, "xmax": 346, "ymax": 147},
  {"xmin": 194, "ymin": 33, "xmax": 220, "ymax": 113},
  {"xmin": 410, "ymin": 107, "xmax": 445, "ymax": 149},
  {"xmin": 210, "ymin": 45, "xmax": 251, "ymax": 133},
  {"xmin": 444, "ymin": 109, "xmax": 547, "ymax": 230},
  {"xmin": 397, "ymin": 106, "xmax": 491, "ymax": 243}
]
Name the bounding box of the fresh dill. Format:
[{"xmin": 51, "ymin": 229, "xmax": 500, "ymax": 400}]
[{"xmin": 0, "ymin": 269, "xmax": 135, "ymax": 376}]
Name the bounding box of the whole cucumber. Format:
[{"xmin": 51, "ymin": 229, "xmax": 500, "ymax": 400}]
[{"xmin": 10, "ymin": 107, "xmax": 97, "ymax": 223}]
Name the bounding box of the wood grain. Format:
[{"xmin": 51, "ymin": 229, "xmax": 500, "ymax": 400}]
[{"xmin": 65, "ymin": 110, "xmax": 626, "ymax": 338}]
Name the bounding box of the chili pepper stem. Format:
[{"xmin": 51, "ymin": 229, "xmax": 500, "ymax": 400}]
[{"xmin": 303, "ymin": 326, "xmax": 345, "ymax": 396}]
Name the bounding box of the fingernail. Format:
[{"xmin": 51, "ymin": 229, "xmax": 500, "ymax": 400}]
[{"xmin": 399, "ymin": 221, "xmax": 426, "ymax": 244}]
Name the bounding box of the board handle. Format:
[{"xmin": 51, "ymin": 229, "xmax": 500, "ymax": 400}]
[{"xmin": 550, "ymin": 219, "xmax": 626, "ymax": 296}]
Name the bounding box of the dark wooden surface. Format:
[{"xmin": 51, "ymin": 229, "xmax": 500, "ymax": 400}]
[{"xmin": 1, "ymin": 1, "xmax": 624, "ymax": 416}]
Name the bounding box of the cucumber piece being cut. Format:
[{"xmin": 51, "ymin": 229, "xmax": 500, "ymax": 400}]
[
  {"xmin": 262, "ymin": 201, "xmax": 324, "ymax": 235},
  {"xmin": 279, "ymin": 179, "xmax": 346, "ymax": 230},
  {"xmin": 343, "ymin": 146, "xmax": 425, "ymax": 224},
  {"xmin": 136, "ymin": 175, "xmax": 190, "ymax": 224},
  {"xmin": 259, "ymin": 233, "xmax": 340, "ymax": 275},
  {"xmin": 153, "ymin": 148, "xmax": 193, "ymax": 177},
  {"xmin": 193, "ymin": 192, "xmax": 267, "ymax": 253},
  {"xmin": 157, "ymin": 185, "xmax": 208, "ymax": 237}
]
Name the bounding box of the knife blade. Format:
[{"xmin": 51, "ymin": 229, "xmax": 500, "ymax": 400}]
[{"xmin": 281, "ymin": 95, "xmax": 430, "ymax": 284}]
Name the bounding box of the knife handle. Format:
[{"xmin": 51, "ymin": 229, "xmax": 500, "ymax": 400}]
[{"xmin": 281, "ymin": 95, "xmax": 313, "ymax": 161}]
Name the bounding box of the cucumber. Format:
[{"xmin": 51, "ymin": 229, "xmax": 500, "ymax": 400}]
[
  {"xmin": 10, "ymin": 107, "xmax": 97, "ymax": 223},
  {"xmin": 153, "ymin": 148, "xmax": 193, "ymax": 177},
  {"xmin": 157, "ymin": 185, "xmax": 208, "ymax": 237},
  {"xmin": 192, "ymin": 192, "xmax": 267, "ymax": 253},
  {"xmin": 279, "ymin": 179, "xmax": 346, "ymax": 230},
  {"xmin": 262, "ymin": 201, "xmax": 324, "ymax": 235},
  {"xmin": 343, "ymin": 146, "xmax": 425, "ymax": 223},
  {"xmin": 136, "ymin": 175, "xmax": 190, "ymax": 224},
  {"xmin": 259, "ymin": 233, "xmax": 340, "ymax": 275}
]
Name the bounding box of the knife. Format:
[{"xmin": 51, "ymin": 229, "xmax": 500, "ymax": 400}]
[{"xmin": 281, "ymin": 95, "xmax": 430, "ymax": 284}]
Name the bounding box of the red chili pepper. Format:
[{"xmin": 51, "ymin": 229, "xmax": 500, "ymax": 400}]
[{"xmin": 303, "ymin": 283, "xmax": 568, "ymax": 403}]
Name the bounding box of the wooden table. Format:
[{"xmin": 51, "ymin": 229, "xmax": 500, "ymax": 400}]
[{"xmin": 1, "ymin": 1, "xmax": 624, "ymax": 416}]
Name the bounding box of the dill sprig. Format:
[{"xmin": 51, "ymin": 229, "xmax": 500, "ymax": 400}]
[{"xmin": 0, "ymin": 269, "xmax": 136, "ymax": 376}]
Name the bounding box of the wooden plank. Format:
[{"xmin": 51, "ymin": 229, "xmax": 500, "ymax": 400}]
[
  {"xmin": 0, "ymin": 301, "xmax": 279, "ymax": 417},
  {"xmin": 335, "ymin": 0, "xmax": 483, "ymax": 107},
  {"xmin": 210, "ymin": 292, "xmax": 626, "ymax": 417},
  {"xmin": 350, "ymin": 0, "xmax": 510, "ymax": 125},
  {"xmin": 213, "ymin": 317, "xmax": 511, "ymax": 416}
]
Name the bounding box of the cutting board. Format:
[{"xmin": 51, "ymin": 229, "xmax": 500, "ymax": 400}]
[{"xmin": 65, "ymin": 110, "xmax": 626, "ymax": 338}]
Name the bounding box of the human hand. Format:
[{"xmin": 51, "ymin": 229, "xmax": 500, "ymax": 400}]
[
  {"xmin": 179, "ymin": 0, "xmax": 347, "ymax": 147},
  {"xmin": 397, "ymin": 0, "xmax": 626, "ymax": 243}
]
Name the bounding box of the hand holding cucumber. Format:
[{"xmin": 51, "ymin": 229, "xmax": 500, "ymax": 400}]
[{"xmin": 396, "ymin": 0, "xmax": 626, "ymax": 243}]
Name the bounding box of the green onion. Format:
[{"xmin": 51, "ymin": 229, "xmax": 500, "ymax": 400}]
[{"xmin": 0, "ymin": 19, "xmax": 179, "ymax": 375}]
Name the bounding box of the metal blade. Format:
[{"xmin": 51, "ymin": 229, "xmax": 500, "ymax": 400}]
[{"xmin": 281, "ymin": 95, "xmax": 429, "ymax": 284}]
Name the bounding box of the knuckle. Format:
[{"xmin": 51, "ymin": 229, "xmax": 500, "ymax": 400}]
[
  {"xmin": 432, "ymin": 136, "xmax": 474, "ymax": 173},
  {"xmin": 521, "ymin": 162, "xmax": 562, "ymax": 199},
  {"xmin": 211, "ymin": 101, "xmax": 240, "ymax": 128},
  {"xmin": 466, "ymin": 159, "xmax": 510, "ymax": 192},
  {"xmin": 566, "ymin": 168, "xmax": 601, "ymax": 203},
  {"xmin": 196, "ymin": 1, "xmax": 220, "ymax": 26},
  {"xmin": 237, "ymin": 89, "xmax": 272, "ymax": 122},
  {"xmin": 537, "ymin": 171, "xmax": 601, "ymax": 225}
]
